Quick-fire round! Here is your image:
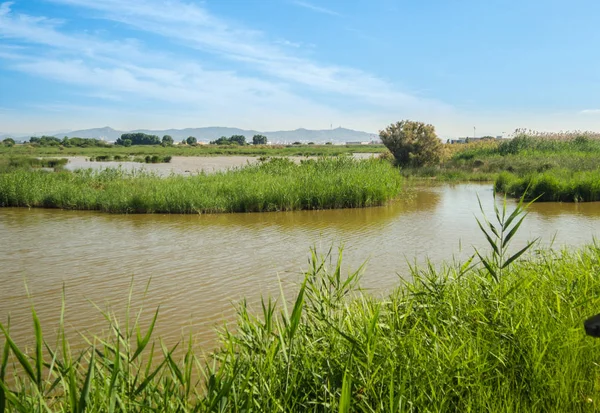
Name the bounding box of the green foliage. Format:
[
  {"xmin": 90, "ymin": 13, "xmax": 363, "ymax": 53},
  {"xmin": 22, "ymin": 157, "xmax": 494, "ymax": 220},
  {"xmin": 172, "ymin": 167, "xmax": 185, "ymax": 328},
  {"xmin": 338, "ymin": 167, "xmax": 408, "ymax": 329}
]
[
  {"xmin": 211, "ymin": 135, "xmax": 246, "ymax": 145},
  {"xmin": 474, "ymin": 191, "xmax": 539, "ymax": 282},
  {"xmin": 0, "ymin": 156, "xmax": 68, "ymax": 172},
  {"xmin": 161, "ymin": 135, "xmax": 174, "ymax": 146},
  {"xmin": 186, "ymin": 136, "xmax": 197, "ymax": 145},
  {"xmin": 252, "ymin": 134, "xmax": 268, "ymax": 145},
  {"xmin": 116, "ymin": 133, "xmax": 161, "ymax": 146},
  {"xmin": 61, "ymin": 137, "xmax": 110, "ymax": 148},
  {"xmin": 29, "ymin": 136, "xmax": 62, "ymax": 146},
  {"xmin": 379, "ymin": 120, "xmax": 444, "ymax": 167},
  {"xmin": 0, "ymin": 142, "xmax": 386, "ymax": 157},
  {"xmin": 0, "ymin": 158, "xmax": 402, "ymax": 213},
  {"xmin": 2, "ymin": 138, "xmax": 15, "ymax": 147},
  {"xmin": 495, "ymin": 169, "xmax": 600, "ymax": 202}
]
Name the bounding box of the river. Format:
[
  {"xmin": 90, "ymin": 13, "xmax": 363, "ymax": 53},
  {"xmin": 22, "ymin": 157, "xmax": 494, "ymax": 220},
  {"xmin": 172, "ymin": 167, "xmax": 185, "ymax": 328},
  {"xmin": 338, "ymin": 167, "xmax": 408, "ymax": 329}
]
[{"xmin": 1, "ymin": 183, "xmax": 600, "ymax": 351}]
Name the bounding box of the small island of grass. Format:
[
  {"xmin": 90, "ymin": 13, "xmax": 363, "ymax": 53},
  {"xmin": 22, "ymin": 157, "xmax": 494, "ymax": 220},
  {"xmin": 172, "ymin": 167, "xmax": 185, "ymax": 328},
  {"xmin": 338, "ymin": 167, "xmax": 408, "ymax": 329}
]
[{"xmin": 0, "ymin": 157, "xmax": 403, "ymax": 213}]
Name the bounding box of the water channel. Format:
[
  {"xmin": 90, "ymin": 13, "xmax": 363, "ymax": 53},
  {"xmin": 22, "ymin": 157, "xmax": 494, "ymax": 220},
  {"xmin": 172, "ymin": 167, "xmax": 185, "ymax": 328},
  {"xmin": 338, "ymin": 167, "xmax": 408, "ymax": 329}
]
[{"xmin": 2, "ymin": 180, "xmax": 600, "ymax": 351}]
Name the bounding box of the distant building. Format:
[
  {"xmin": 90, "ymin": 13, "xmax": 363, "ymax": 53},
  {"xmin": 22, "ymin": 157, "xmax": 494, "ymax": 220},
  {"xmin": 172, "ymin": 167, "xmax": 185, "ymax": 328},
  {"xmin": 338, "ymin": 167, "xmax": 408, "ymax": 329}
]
[{"xmin": 345, "ymin": 141, "xmax": 369, "ymax": 145}]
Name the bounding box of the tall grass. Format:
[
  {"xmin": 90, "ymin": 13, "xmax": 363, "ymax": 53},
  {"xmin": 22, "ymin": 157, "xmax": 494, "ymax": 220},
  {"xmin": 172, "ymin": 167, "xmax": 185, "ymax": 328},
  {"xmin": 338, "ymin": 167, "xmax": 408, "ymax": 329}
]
[
  {"xmin": 0, "ymin": 157, "xmax": 402, "ymax": 213},
  {"xmin": 0, "ymin": 156, "xmax": 68, "ymax": 173},
  {"xmin": 3, "ymin": 198, "xmax": 600, "ymax": 411},
  {"xmin": 408, "ymin": 131, "xmax": 600, "ymax": 187},
  {"xmin": 495, "ymin": 169, "xmax": 600, "ymax": 202}
]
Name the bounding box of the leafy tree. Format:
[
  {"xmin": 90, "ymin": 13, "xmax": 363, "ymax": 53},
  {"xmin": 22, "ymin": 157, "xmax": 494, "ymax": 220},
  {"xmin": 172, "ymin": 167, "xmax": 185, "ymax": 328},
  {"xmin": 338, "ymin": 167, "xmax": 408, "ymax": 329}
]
[
  {"xmin": 116, "ymin": 133, "xmax": 160, "ymax": 146},
  {"xmin": 230, "ymin": 135, "xmax": 246, "ymax": 145},
  {"xmin": 2, "ymin": 137, "xmax": 15, "ymax": 147},
  {"xmin": 252, "ymin": 134, "xmax": 267, "ymax": 145},
  {"xmin": 186, "ymin": 136, "xmax": 197, "ymax": 145},
  {"xmin": 293, "ymin": 141, "xmax": 302, "ymax": 145},
  {"xmin": 122, "ymin": 139, "xmax": 132, "ymax": 147},
  {"xmin": 379, "ymin": 120, "xmax": 443, "ymax": 167},
  {"xmin": 162, "ymin": 135, "xmax": 174, "ymax": 146},
  {"xmin": 210, "ymin": 135, "xmax": 246, "ymax": 145}
]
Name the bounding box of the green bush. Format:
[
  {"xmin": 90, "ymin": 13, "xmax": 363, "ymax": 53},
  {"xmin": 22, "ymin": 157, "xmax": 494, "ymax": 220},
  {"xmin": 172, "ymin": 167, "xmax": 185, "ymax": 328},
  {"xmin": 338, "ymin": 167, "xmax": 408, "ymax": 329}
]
[{"xmin": 379, "ymin": 120, "xmax": 444, "ymax": 167}]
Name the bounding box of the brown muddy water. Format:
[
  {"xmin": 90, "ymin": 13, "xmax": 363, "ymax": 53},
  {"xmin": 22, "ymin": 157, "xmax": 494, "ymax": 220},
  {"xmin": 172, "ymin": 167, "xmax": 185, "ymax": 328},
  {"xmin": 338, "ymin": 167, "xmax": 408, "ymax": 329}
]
[{"xmin": 1, "ymin": 183, "xmax": 600, "ymax": 352}]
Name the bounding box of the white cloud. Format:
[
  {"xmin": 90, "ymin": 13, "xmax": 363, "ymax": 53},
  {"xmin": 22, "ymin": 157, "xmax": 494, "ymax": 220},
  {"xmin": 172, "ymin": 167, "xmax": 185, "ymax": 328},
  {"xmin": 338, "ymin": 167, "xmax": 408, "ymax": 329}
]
[
  {"xmin": 0, "ymin": 0, "xmax": 456, "ymax": 132},
  {"xmin": 580, "ymin": 109, "xmax": 600, "ymax": 115},
  {"xmin": 290, "ymin": 1, "xmax": 341, "ymax": 17}
]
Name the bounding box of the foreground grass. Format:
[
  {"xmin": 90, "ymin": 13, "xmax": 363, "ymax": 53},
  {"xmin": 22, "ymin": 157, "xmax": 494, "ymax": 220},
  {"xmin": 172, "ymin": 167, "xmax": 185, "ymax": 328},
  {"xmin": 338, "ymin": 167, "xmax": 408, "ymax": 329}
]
[
  {"xmin": 0, "ymin": 157, "xmax": 402, "ymax": 213},
  {"xmin": 3, "ymin": 241, "xmax": 600, "ymax": 411}
]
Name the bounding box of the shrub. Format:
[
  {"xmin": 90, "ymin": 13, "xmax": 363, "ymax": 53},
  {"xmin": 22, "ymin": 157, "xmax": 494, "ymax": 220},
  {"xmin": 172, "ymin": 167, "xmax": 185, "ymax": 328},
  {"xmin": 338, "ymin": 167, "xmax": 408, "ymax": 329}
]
[{"xmin": 379, "ymin": 120, "xmax": 443, "ymax": 167}]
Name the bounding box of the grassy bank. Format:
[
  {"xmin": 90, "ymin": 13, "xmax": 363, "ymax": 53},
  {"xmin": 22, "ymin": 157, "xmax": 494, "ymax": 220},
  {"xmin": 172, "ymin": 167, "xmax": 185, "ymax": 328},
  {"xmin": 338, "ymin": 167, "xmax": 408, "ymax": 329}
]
[
  {"xmin": 0, "ymin": 157, "xmax": 402, "ymax": 213},
  {"xmin": 398, "ymin": 134, "xmax": 600, "ymax": 196},
  {"xmin": 3, "ymin": 241, "xmax": 600, "ymax": 411},
  {"xmin": 495, "ymin": 169, "xmax": 600, "ymax": 202},
  {"xmin": 0, "ymin": 143, "xmax": 386, "ymax": 157}
]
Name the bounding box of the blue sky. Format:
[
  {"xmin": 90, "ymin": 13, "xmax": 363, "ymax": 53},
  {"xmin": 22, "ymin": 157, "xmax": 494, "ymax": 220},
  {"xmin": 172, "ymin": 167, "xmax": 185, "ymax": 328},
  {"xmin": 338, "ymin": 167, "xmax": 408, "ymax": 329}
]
[{"xmin": 1, "ymin": 0, "xmax": 600, "ymax": 137}]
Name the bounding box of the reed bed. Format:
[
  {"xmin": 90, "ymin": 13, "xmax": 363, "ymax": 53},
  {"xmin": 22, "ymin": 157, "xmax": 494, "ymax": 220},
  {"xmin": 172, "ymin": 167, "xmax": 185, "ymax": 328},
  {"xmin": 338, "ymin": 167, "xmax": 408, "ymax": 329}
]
[
  {"xmin": 0, "ymin": 157, "xmax": 402, "ymax": 213},
  {"xmin": 2, "ymin": 200, "xmax": 600, "ymax": 411},
  {"xmin": 495, "ymin": 169, "xmax": 600, "ymax": 202},
  {"xmin": 0, "ymin": 157, "xmax": 68, "ymax": 173}
]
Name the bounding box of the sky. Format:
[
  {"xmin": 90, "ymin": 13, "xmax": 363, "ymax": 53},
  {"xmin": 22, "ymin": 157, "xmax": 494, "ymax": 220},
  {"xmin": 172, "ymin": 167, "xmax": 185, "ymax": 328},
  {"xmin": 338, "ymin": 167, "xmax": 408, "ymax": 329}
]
[{"xmin": 1, "ymin": 0, "xmax": 600, "ymax": 137}]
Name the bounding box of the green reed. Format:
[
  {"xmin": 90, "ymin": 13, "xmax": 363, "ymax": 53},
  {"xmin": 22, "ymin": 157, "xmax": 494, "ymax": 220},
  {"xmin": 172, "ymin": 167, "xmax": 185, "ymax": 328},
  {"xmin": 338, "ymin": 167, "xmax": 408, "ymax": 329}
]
[
  {"xmin": 495, "ymin": 169, "xmax": 600, "ymax": 202},
  {"xmin": 0, "ymin": 157, "xmax": 402, "ymax": 213},
  {"xmin": 2, "ymin": 196, "xmax": 600, "ymax": 411}
]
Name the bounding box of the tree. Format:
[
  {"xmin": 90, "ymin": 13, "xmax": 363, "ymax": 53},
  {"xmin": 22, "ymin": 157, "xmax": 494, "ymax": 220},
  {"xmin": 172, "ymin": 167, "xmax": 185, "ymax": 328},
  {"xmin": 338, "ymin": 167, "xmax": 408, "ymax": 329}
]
[
  {"xmin": 229, "ymin": 135, "xmax": 246, "ymax": 145},
  {"xmin": 162, "ymin": 135, "xmax": 174, "ymax": 146},
  {"xmin": 379, "ymin": 120, "xmax": 443, "ymax": 167},
  {"xmin": 2, "ymin": 137, "xmax": 15, "ymax": 147},
  {"xmin": 122, "ymin": 139, "xmax": 132, "ymax": 147},
  {"xmin": 116, "ymin": 133, "xmax": 160, "ymax": 146},
  {"xmin": 186, "ymin": 136, "xmax": 197, "ymax": 145},
  {"xmin": 252, "ymin": 134, "xmax": 267, "ymax": 145}
]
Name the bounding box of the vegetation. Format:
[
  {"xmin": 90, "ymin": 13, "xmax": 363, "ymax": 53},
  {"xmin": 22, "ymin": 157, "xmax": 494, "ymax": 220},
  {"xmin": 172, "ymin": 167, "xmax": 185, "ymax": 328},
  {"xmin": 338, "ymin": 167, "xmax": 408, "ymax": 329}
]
[
  {"xmin": 116, "ymin": 133, "xmax": 161, "ymax": 146},
  {"xmin": 161, "ymin": 135, "xmax": 174, "ymax": 146},
  {"xmin": 27, "ymin": 136, "xmax": 111, "ymax": 148},
  {"xmin": 210, "ymin": 135, "xmax": 247, "ymax": 145},
  {"xmin": 0, "ymin": 143, "xmax": 386, "ymax": 157},
  {"xmin": 3, "ymin": 199, "xmax": 600, "ymax": 411},
  {"xmin": 495, "ymin": 169, "xmax": 600, "ymax": 202},
  {"xmin": 252, "ymin": 134, "xmax": 268, "ymax": 145},
  {"xmin": 379, "ymin": 120, "xmax": 444, "ymax": 167},
  {"xmin": 0, "ymin": 156, "xmax": 68, "ymax": 173},
  {"xmin": 2, "ymin": 138, "xmax": 15, "ymax": 147},
  {"xmin": 186, "ymin": 136, "xmax": 197, "ymax": 146},
  {"xmin": 88, "ymin": 155, "xmax": 172, "ymax": 164},
  {"xmin": 0, "ymin": 157, "xmax": 402, "ymax": 213}
]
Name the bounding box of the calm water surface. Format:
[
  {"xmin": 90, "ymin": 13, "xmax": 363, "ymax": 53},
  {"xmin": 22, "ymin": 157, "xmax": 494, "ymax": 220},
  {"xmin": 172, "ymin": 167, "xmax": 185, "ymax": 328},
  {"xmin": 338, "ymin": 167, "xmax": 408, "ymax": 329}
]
[
  {"xmin": 63, "ymin": 153, "xmax": 376, "ymax": 175},
  {"xmin": 1, "ymin": 183, "xmax": 600, "ymax": 350}
]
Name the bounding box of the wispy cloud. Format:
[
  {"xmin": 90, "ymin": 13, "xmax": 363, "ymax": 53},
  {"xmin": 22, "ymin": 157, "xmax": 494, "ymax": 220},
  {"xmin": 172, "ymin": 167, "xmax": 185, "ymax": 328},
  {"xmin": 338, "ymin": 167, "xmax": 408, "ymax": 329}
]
[
  {"xmin": 580, "ymin": 109, "xmax": 600, "ymax": 115},
  {"xmin": 290, "ymin": 0, "xmax": 341, "ymax": 17},
  {"xmin": 0, "ymin": 0, "xmax": 451, "ymax": 131}
]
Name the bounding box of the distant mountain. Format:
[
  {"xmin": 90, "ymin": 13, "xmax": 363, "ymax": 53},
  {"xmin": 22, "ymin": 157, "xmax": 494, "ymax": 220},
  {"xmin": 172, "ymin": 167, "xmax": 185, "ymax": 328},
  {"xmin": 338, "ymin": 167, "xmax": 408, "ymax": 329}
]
[{"xmin": 53, "ymin": 126, "xmax": 377, "ymax": 143}]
